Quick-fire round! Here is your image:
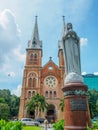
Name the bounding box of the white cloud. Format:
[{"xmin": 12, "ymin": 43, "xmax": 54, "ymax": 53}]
[
  {"xmin": 12, "ymin": 84, "xmax": 22, "ymax": 97},
  {"xmin": 94, "ymin": 72, "xmax": 98, "ymax": 76},
  {"xmin": 82, "ymin": 72, "xmax": 87, "ymax": 75},
  {"xmin": 0, "ymin": 9, "xmax": 21, "ymax": 66},
  {"xmin": 13, "ymin": 47, "xmax": 26, "ymax": 62},
  {"xmin": 80, "ymin": 38, "xmax": 88, "ymax": 46},
  {"xmin": 0, "ymin": 63, "xmax": 10, "ymax": 73}
]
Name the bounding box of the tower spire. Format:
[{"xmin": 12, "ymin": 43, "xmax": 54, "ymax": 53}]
[
  {"xmin": 33, "ymin": 16, "xmax": 39, "ymax": 40},
  {"xmin": 28, "ymin": 16, "xmax": 42, "ymax": 49},
  {"xmin": 62, "ymin": 15, "xmax": 66, "ymax": 37},
  {"xmin": 58, "ymin": 16, "xmax": 67, "ymax": 50}
]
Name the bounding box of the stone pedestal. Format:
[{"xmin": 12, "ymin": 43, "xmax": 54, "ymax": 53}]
[{"xmin": 62, "ymin": 82, "xmax": 91, "ymax": 130}]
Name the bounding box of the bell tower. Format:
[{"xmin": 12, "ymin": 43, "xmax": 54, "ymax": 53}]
[
  {"xmin": 27, "ymin": 16, "xmax": 42, "ymax": 66},
  {"xmin": 18, "ymin": 16, "xmax": 42, "ymax": 119}
]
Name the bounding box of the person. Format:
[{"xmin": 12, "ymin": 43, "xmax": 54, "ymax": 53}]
[{"xmin": 44, "ymin": 116, "xmax": 48, "ymax": 130}]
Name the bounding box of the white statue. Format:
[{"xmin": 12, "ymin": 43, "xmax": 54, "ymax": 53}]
[{"xmin": 62, "ymin": 23, "xmax": 83, "ymax": 83}]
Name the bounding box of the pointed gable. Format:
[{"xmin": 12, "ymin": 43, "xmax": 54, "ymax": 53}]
[{"xmin": 42, "ymin": 58, "xmax": 60, "ymax": 78}]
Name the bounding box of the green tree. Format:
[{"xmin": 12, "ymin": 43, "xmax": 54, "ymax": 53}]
[
  {"xmin": 88, "ymin": 89, "xmax": 98, "ymax": 118},
  {"xmin": 10, "ymin": 95, "xmax": 20, "ymax": 119},
  {"xmin": 0, "ymin": 89, "xmax": 11, "ymax": 105},
  {"xmin": 0, "ymin": 103, "xmax": 10, "ymax": 120},
  {"xmin": 96, "ymin": 99, "xmax": 98, "ymax": 112},
  {"xmin": 0, "ymin": 98, "xmax": 6, "ymax": 103},
  {"xmin": 0, "ymin": 89, "xmax": 20, "ymax": 120},
  {"xmin": 26, "ymin": 93, "xmax": 48, "ymax": 119}
]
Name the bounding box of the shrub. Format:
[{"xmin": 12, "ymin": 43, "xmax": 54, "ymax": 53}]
[
  {"xmin": 0, "ymin": 119, "xmax": 23, "ymax": 130},
  {"xmin": 53, "ymin": 119, "xmax": 98, "ymax": 130},
  {"xmin": 87, "ymin": 120, "xmax": 98, "ymax": 130},
  {"xmin": 53, "ymin": 120, "xmax": 64, "ymax": 130}
]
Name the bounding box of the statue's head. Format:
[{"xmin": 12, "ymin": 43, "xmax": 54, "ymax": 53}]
[{"xmin": 67, "ymin": 23, "xmax": 73, "ymax": 31}]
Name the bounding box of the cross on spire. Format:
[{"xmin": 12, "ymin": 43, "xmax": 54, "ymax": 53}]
[
  {"xmin": 49, "ymin": 57, "xmax": 52, "ymax": 60},
  {"xmin": 62, "ymin": 16, "xmax": 65, "ymax": 23},
  {"xmin": 35, "ymin": 15, "xmax": 38, "ymax": 21}
]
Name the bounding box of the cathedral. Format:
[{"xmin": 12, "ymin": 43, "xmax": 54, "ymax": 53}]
[{"xmin": 18, "ymin": 16, "xmax": 65, "ymax": 121}]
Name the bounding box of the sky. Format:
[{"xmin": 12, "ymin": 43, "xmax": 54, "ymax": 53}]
[{"xmin": 0, "ymin": 0, "xmax": 98, "ymax": 96}]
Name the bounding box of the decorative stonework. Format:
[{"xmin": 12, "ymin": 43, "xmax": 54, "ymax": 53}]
[
  {"xmin": 64, "ymin": 89, "xmax": 88, "ymax": 96},
  {"xmin": 65, "ymin": 72, "xmax": 83, "ymax": 84},
  {"xmin": 28, "ymin": 72, "xmax": 37, "ymax": 78},
  {"xmin": 44, "ymin": 76, "xmax": 58, "ymax": 88}
]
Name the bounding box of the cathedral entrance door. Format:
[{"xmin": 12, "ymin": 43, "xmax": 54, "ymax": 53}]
[
  {"xmin": 46, "ymin": 104, "xmax": 56, "ymax": 123},
  {"xmin": 29, "ymin": 110, "xmax": 35, "ymax": 119}
]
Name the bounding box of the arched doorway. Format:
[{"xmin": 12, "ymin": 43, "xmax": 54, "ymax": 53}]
[
  {"xmin": 46, "ymin": 104, "xmax": 56, "ymax": 123},
  {"xmin": 29, "ymin": 110, "xmax": 35, "ymax": 119}
]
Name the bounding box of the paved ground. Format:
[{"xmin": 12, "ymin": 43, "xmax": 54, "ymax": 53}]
[{"xmin": 41, "ymin": 124, "xmax": 54, "ymax": 130}]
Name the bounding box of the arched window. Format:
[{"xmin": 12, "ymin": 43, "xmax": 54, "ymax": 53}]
[
  {"xmin": 33, "ymin": 41, "xmax": 37, "ymax": 47},
  {"xmin": 50, "ymin": 91, "xmax": 52, "ymax": 99},
  {"xmin": 45, "ymin": 91, "xmax": 48, "ymax": 98},
  {"xmin": 32, "ymin": 38, "xmax": 37, "ymax": 47},
  {"xmin": 30, "ymin": 53, "xmax": 37, "ymax": 64},
  {"xmin": 54, "ymin": 91, "xmax": 56, "ymax": 98},
  {"xmin": 28, "ymin": 78, "xmax": 32, "ymax": 87},
  {"xmin": 28, "ymin": 91, "xmax": 31, "ymax": 99},
  {"xmin": 33, "ymin": 53, "xmax": 37, "ymax": 64},
  {"xmin": 32, "ymin": 91, "xmax": 35, "ymax": 96},
  {"xmin": 32, "ymin": 78, "xmax": 36, "ymax": 87},
  {"xmin": 30, "ymin": 54, "xmax": 33, "ymax": 64}
]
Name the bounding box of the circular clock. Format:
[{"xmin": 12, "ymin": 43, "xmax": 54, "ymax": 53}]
[{"xmin": 44, "ymin": 76, "xmax": 58, "ymax": 88}]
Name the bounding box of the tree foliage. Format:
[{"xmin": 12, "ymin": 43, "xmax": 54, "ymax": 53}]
[
  {"xmin": 0, "ymin": 103, "xmax": 10, "ymax": 120},
  {"xmin": 10, "ymin": 95, "xmax": 20, "ymax": 118},
  {"xmin": 0, "ymin": 89, "xmax": 11, "ymax": 105},
  {"xmin": 59, "ymin": 98, "xmax": 64, "ymax": 112},
  {"xmin": 53, "ymin": 120, "xmax": 64, "ymax": 130},
  {"xmin": 0, "ymin": 119, "xmax": 23, "ymax": 130},
  {"xmin": 0, "ymin": 89, "xmax": 20, "ymax": 120},
  {"xmin": 26, "ymin": 93, "xmax": 48, "ymax": 119},
  {"xmin": 88, "ymin": 89, "xmax": 98, "ymax": 118}
]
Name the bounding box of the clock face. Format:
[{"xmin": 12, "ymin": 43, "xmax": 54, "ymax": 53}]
[{"xmin": 44, "ymin": 76, "xmax": 58, "ymax": 88}]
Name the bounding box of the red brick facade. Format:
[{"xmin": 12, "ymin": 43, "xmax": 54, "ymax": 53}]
[{"xmin": 18, "ymin": 18, "xmax": 65, "ymax": 121}]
